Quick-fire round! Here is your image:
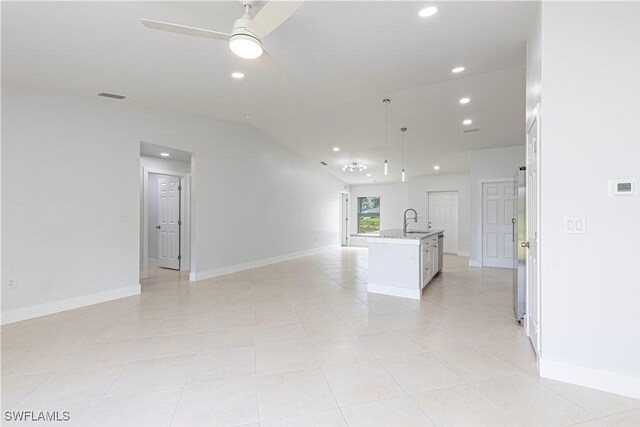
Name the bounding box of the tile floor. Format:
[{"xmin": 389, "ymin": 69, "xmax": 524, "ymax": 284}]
[{"xmin": 2, "ymin": 249, "xmax": 639, "ymax": 426}]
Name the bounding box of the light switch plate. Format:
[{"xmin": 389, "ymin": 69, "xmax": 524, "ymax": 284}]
[{"xmin": 564, "ymin": 217, "xmax": 586, "ymax": 234}]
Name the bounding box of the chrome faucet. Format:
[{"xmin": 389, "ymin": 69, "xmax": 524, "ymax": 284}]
[{"xmin": 403, "ymin": 209, "xmax": 418, "ymax": 235}]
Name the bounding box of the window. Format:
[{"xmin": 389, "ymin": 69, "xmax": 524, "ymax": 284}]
[{"xmin": 357, "ymin": 196, "xmax": 380, "ymax": 233}]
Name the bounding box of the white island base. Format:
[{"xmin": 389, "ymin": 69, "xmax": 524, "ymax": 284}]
[{"xmin": 366, "ymin": 229, "xmax": 443, "ymax": 300}]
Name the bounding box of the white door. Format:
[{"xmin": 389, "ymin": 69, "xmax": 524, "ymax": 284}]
[
  {"xmin": 428, "ymin": 191, "xmax": 458, "ymax": 254},
  {"xmin": 482, "ymin": 181, "xmax": 516, "ymax": 268},
  {"xmin": 157, "ymin": 176, "xmax": 181, "ymax": 270},
  {"xmin": 340, "ymin": 193, "xmax": 349, "ymax": 246},
  {"xmin": 526, "ymin": 108, "xmax": 540, "ymax": 355}
]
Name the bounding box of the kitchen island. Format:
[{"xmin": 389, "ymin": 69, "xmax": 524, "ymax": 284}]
[{"xmin": 353, "ymin": 229, "xmax": 444, "ymax": 300}]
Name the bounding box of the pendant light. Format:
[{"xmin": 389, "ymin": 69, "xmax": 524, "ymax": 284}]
[
  {"xmin": 401, "ymin": 127, "xmax": 407, "ymax": 182},
  {"xmin": 382, "ymin": 99, "xmax": 391, "ymax": 175}
]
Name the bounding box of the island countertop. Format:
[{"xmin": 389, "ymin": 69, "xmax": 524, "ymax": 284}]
[{"xmin": 351, "ymin": 229, "xmax": 444, "ymax": 240}]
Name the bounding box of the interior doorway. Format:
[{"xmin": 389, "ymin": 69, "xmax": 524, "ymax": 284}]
[
  {"xmin": 427, "ymin": 191, "xmax": 459, "ymax": 254},
  {"xmin": 340, "ymin": 192, "xmax": 350, "ymax": 246},
  {"xmin": 140, "ymin": 142, "xmax": 193, "ymax": 280},
  {"xmin": 152, "ymin": 174, "xmax": 181, "ymax": 270},
  {"xmin": 481, "ymin": 179, "xmax": 516, "ymax": 268}
]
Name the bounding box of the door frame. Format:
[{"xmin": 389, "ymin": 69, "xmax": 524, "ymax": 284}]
[
  {"xmin": 426, "ymin": 190, "xmax": 459, "ymax": 254},
  {"xmin": 339, "ymin": 190, "xmax": 350, "ymax": 246},
  {"xmin": 526, "ymin": 103, "xmax": 542, "ymax": 359},
  {"xmin": 478, "ymin": 177, "xmax": 516, "ymax": 268},
  {"xmin": 141, "ymin": 167, "xmax": 192, "ymax": 279}
]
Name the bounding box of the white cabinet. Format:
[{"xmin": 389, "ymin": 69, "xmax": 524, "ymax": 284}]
[
  {"xmin": 421, "ymin": 239, "xmax": 439, "ymax": 288},
  {"xmin": 431, "ymin": 242, "xmax": 438, "ymax": 279},
  {"xmin": 367, "ymin": 230, "xmax": 444, "ymax": 300}
]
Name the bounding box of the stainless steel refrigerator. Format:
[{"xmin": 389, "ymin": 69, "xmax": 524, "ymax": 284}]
[{"xmin": 513, "ymin": 166, "xmax": 526, "ymax": 322}]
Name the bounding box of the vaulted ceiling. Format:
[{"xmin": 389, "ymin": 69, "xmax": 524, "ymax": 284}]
[{"xmin": 2, "ymin": 1, "xmax": 537, "ymax": 184}]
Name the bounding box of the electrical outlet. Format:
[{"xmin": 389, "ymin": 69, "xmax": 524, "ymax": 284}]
[{"xmin": 7, "ymin": 276, "xmax": 17, "ymax": 289}]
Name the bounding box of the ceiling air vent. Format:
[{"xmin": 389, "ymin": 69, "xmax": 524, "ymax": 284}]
[
  {"xmin": 462, "ymin": 125, "xmax": 481, "ymax": 133},
  {"xmin": 98, "ymin": 92, "xmax": 126, "ymax": 100},
  {"xmin": 320, "ymin": 161, "xmax": 328, "ymax": 166}
]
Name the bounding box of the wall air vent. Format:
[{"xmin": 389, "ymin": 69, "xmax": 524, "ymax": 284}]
[
  {"xmin": 320, "ymin": 161, "xmax": 328, "ymax": 166},
  {"xmin": 462, "ymin": 125, "xmax": 481, "ymax": 133},
  {"xmin": 98, "ymin": 92, "xmax": 127, "ymax": 100}
]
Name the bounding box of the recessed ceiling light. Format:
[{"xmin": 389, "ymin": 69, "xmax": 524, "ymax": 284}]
[
  {"xmin": 463, "ymin": 119, "xmax": 473, "ymax": 125},
  {"xmin": 433, "ymin": 165, "xmax": 440, "ymax": 170},
  {"xmin": 231, "ymin": 72, "xmax": 245, "ymax": 79},
  {"xmin": 418, "ymin": 6, "xmax": 438, "ymax": 17},
  {"xmin": 244, "ymin": 114, "xmax": 251, "ymax": 120},
  {"xmin": 333, "ymin": 147, "xmax": 340, "ymax": 152},
  {"xmin": 160, "ymin": 152, "xmax": 170, "ymax": 157},
  {"xmin": 452, "ymin": 66, "xmax": 465, "ymax": 73},
  {"xmin": 366, "ymin": 173, "xmax": 372, "ymax": 177},
  {"xmin": 459, "ymin": 97, "xmax": 471, "ymax": 104}
]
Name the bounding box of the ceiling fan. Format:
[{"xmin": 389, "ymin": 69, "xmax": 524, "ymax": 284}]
[{"xmin": 141, "ymin": 1, "xmax": 302, "ymax": 76}]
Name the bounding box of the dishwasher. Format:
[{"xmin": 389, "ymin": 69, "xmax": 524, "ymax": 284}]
[{"xmin": 437, "ymin": 233, "xmax": 444, "ymax": 272}]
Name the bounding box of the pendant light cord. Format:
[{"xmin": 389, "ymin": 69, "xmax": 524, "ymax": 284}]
[
  {"xmin": 401, "ymin": 127, "xmax": 407, "ymax": 170},
  {"xmin": 383, "ymin": 99, "xmax": 390, "ymax": 161}
]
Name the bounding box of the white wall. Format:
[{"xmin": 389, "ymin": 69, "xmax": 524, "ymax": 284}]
[
  {"xmin": 537, "ymin": 2, "xmax": 640, "ymax": 397},
  {"xmin": 147, "ymin": 173, "xmax": 163, "ymax": 260},
  {"xmin": 349, "ymin": 173, "xmax": 470, "ymax": 254},
  {"xmin": 526, "ymin": 2, "xmax": 542, "ymax": 132},
  {"xmin": 1, "ymin": 86, "xmax": 345, "ymax": 320},
  {"xmin": 469, "ymin": 145, "xmax": 525, "ymax": 266},
  {"xmin": 140, "ymin": 154, "xmax": 191, "ymax": 174}
]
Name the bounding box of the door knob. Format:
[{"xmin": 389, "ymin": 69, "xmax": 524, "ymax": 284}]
[
  {"xmin": 521, "ymin": 241, "xmax": 530, "ymax": 248},
  {"xmin": 156, "ymin": 225, "xmax": 161, "ymax": 229}
]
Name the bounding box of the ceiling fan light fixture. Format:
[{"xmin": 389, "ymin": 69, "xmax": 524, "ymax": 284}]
[
  {"xmin": 229, "ymin": 34, "xmax": 263, "ymax": 59},
  {"xmin": 343, "ymin": 162, "xmax": 367, "ymax": 172}
]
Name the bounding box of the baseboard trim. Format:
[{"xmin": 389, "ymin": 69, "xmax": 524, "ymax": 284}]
[
  {"xmin": 468, "ymin": 259, "xmax": 482, "ymax": 267},
  {"xmin": 348, "ymin": 236, "xmax": 369, "ymax": 248},
  {"xmin": 457, "ymin": 250, "xmax": 470, "ymax": 256},
  {"xmin": 190, "ymin": 245, "xmax": 339, "ymax": 282},
  {"xmin": 1, "ymin": 284, "xmax": 141, "ymax": 325},
  {"xmin": 539, "ymin": 357, "xmax": 640, "ymax": 399},
  {"xmin": 367, "ymin": 283, "xmax": 421, "ymax": 300}
]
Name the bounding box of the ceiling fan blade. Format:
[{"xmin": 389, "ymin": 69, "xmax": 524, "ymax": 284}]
[
  {"xmin": 251, "ymin": 1, "xmax": 304, "ymax": 39},
  {"xmin": 258, "ymin": 49, "xmax": 290, "ymax": 83},
  {"xmin": 141, "ymin": 19, "xmax": 230, "ymax": 41}
]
